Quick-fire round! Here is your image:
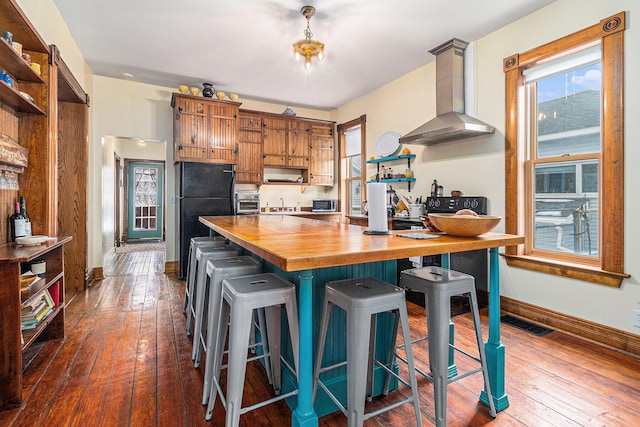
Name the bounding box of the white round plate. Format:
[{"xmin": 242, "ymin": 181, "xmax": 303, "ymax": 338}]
[
  {"xmin": 375, "ymin": 130, "xmax": 401, "ymax": 157},
  {"xmin": 16, "ymin": 235, "xmax": 48, "ymax": 246}
]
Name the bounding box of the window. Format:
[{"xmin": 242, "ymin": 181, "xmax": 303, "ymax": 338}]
[
  {"xmin": 503, "ymin": 12, "xmax": 628, "ymax": 287},
  {"xmin": 526, "ymin": 47, "xmax": 601, "ymax": 259},
  {"xmin": 338, "ymin": 116, "xmax": 366, "ymax": 215}
]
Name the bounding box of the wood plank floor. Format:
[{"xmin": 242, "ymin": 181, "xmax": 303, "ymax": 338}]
[{"xmin": 2, "ymin": 250, "xmax": 639, "ymax": 426}]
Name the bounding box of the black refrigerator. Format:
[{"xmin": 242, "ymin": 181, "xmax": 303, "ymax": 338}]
[{"xmin": 178, "ymin": 162, "xmax": 235, "ymax": 278}]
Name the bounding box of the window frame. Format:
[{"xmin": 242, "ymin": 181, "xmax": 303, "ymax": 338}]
[
  {"xmin": 502, "ymin": 11, "xmax": 629, "ymax": 287},
  {"xmin": 338, "ymin": 115, "xmax": 366, "ymax": 216}
]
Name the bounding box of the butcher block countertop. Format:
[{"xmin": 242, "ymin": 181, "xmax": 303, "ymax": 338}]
[{"xmin": 200, "ymin": 214, "xmax": 524, "ymax": 272}]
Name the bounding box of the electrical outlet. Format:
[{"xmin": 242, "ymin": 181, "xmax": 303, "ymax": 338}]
[{"xmin": 634, "ymin": 309, "xmax": 640, "ymax": 328}]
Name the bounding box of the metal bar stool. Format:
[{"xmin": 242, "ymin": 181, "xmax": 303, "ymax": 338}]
[
  {"xmin": 396, "ymin": 266, "xmax": 497, "ymax": 427},
  {"xmin": 196, "ymin": 256, "xmax": 264, "ymax": 405},
  {"xmin": 313, "ymin": 277, "xmax": 422, "ymax": 427},
  {"xmin": 183, "ymin": 236, "xmax": 227, "ymax": 314},
  {"xmin": 186, "ymin": 245, "xmax": 239, "ymax": 337},
  {"xmin": 206, "ymin": 273, "xmax": 300, "ymax": 426}
]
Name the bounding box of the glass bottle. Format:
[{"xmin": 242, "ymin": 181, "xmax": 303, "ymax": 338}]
[
  {"xmin": 9, "ymin": 201, "xmax": 27, "ymax": 241},
  {"xmin": 265, "ymin": 202, "xmax": 270, "ymax": 213},
  {"xmin": 19, "ymin": 195, "xmax": 31, "ymax": 236}
]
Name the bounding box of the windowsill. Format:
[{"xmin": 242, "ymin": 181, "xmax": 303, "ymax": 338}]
[{"xmin": 502, "ymin": 254, "xmax": 630, "ymax": 288}]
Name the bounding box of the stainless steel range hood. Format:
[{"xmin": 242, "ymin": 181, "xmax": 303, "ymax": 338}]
[{"xmin": 400, "ymin": 38, "xmax": 494, "ymax": 145}]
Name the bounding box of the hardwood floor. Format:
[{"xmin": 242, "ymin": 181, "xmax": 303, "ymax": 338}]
[{"xmin": 2, "ymin": 251, "xmax": 639, "ymax": 426}]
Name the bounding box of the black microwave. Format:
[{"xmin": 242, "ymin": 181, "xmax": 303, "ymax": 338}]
[{"xmin": 312, "ymin": 199, "xmax": 337, "ymax": 212}]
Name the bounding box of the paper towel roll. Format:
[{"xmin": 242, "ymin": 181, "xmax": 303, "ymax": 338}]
[{"xmin": 366, "ymin": 182, "xmax": 389, "ymax": 233}]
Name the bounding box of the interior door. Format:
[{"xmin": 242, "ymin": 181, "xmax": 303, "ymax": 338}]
[{"xmin": 127, "ymin": 161, "xmax": 164, "ymax": 240}]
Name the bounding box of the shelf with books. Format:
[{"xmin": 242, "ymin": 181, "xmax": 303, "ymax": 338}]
[{"xmin": 0, "ymin": 236, "xmax": 71, "ymax": 409}]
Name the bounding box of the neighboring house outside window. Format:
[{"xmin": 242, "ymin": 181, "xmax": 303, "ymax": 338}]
[{"xmin": 503, "ymin": 12, "xmax": 628, "ymax": 287}]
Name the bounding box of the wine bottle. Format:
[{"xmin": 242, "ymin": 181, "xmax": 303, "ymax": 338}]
[
  {"xmin": 9, "ymin": 201, "xmax": 27, "ymax": 241},
  {"xmin": 19, "ymin": 195, "xmax": 31, "ymax": 236}
]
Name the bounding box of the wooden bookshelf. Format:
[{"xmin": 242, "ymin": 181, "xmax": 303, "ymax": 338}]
[{"xmin": 0, "ymin": 236, "xmax": 71, "ymax": 409}]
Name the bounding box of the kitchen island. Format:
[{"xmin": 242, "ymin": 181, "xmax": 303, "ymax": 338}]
[{"xmin": 200, "ymin": 214, "xmax": 523, "ymax": 426}]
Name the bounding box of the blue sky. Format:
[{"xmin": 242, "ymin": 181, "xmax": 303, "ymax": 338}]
[{"xmin": 537, "ymin": 64, "xmax": 602, "ymax": 102}]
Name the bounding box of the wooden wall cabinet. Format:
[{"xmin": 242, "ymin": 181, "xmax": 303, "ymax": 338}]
[
  {"xmin": 263, "ymin": 116, "xmax": 311, "ymax": 169},
  {"xmin": 0, "ymin": 236, "xmax": 71, "ymax": 409},
  {"xmin": 171, "ymin": 94, "xmax": 240, "ymax": 164},
  {"xmin": 237, "ymin": 112, "xmax": 263, "ymax": 184},
  {"xmin": 262, "ymin": 115, "xmax": 288, "ymax": 167},
  {"xmin": 308, "ymin": 123, "xmax": 334, "ymax": 186}
]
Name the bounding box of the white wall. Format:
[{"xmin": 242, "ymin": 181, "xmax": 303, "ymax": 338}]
[{"xmin": 333, "ymin": 0, "xmax": 640, "ymax": 334}]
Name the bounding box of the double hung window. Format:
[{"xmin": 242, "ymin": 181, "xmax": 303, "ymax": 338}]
[
  {"xmin": 338, "ymin": 116, "xmax": 366, "ymax": 215},
  {"xmin": 503, "ymin": 12, "xmax": 628, "ymax": 286}
]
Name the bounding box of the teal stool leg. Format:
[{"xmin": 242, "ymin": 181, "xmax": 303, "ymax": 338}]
[{"xmin": 480, "ymin": 247, "xmax": 510, "ymax": 411}]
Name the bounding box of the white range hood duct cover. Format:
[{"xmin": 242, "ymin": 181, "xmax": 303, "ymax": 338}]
[{"xmin": 400, "ymin": 38, "xmax": 495, "ymax": 145}]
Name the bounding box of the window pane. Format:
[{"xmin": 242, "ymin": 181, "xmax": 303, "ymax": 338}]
[
  {"xmin": 349, "ymin": 180, "xmax": 362, "ymax": 215},
  {"xmin": 535, "ymin": 63, "xmax": 601, "ymax": 159},
  {"xmin": 349, "ymin": 155, "xmax": 361, "ymax": 178},
  {"xmin": 582, "ymin": 162, "xmax": 598, "ymax": 193},
  {"xmin": 344, "ymin": 127, "xmax": 361, "ymax": 157},
  {"xmin": 535, "ymin": 164, "xmax": 576, "ymax": 194}
]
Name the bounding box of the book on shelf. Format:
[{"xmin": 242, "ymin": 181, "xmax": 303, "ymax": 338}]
[{"xmin": 21, "ymin": 288, "xmax": 55, "ymax": 331}]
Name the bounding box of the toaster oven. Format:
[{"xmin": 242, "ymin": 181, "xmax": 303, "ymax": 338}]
[{"xmin": 235, "ymin": 191, "xmax": 260, "ymax": 214}]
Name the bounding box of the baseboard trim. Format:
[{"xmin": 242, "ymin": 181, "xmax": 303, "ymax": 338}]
[
  {"xmin": 87, "ymin": 267, "xmax": 103, "ymax": 285},
  {"xmin": 501, "ymin": 297, "xmax": 640, "ymax": 357},
  {"xmin": 164, "ymin": 261, "xmax": 179, "ymax": 274}
]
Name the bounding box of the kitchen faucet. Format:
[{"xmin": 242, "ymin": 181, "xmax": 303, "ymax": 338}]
[{"xmin": 280, "ymin": 197, "xmax": 284, "ymax": 210}]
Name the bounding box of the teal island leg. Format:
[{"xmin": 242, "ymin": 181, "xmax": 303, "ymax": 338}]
[
  {"xmin": 480, "ymin": 247, "xmax": 509, "ymax": 411},
  {"xmin": 292, "ymin": 269, "xmax": 319, "ymax": 427}
]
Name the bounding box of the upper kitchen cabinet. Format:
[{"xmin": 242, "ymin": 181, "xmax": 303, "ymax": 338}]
[
  {"xmin": 171, "ymin": 93, "xmax": 240, "ymax": 164},
  {"xmin": 263, "ymin": 115, "xmax": 310, "ymax": 168},
  {"xmin": 262, "ymin": 115, "xmax": 289, "ymax": 167},
  {"xmin": 237, "ymin": 111, "xmax": 263, "ymax": 184},
  {"xmin": 308, "ymin": 123, "xmax": 334, "ymax": 186},
  {"xmin": 288, "ymin": 119, "xmax": 310, "ymax": 168}
]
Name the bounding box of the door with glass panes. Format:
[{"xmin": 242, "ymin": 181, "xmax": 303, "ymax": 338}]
[{"xmin": 127, "ymin": 161, "xmax": 164, "ymax": 240}]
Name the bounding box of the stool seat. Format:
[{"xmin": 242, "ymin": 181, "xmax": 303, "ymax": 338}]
[
  {"xmin": 207, "ymin": 273, "xmax": 299, "ymax": 426},
  {"xmin": 314, "ymin": 277, "xmax": 422, "ymax": 427},
  {"xmin": 399, "ymin": 266, "xmax": 497, "ymax": 427}
]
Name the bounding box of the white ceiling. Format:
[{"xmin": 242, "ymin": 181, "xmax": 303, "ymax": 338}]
[{"xmin": 53, "ymin": 0, "xmax": 555, "ymax": 110}]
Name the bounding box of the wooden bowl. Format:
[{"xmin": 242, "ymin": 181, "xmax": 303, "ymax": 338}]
[{"xmin": 425, "ymin": 213, "xmax": 502, "ymax": 237}]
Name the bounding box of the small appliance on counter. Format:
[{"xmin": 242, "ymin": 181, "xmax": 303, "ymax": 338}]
[
  {"xmin": 235, "ymin": 191, "xmax": 261, "ymax": 214},
  {"xmin": 312, "ymin": 199, "xmax": 337, "ymax": 212}
]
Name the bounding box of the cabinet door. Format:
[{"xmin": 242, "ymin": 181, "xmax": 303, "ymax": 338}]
[
  {"xmin": 309, "ymin": 135, "xmax": 334, "ymax": 185},
  {"xmin": 207, "ymin": 103, "xmax": 238, "ymax": 164},
  {"xmin": 174, "ymin": 98, "xmax": 208, "ymax": 161},
  {"xmin": 288, "ymin": 124, "xmax": 310, "ymax": 168},
  {"xmin": 237, "ymin": 113, "xmax": 263, "ymax": 184},
  {"xmin": 263, "ymin": 117, "xmax": 288, "ymax": 166}
]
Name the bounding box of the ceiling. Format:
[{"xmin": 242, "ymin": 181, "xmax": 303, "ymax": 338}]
[{"xmin": 53, "ymin": 0, "xmax": 555, "ymax": 110}]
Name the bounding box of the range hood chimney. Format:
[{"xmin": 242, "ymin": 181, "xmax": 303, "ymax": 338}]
[{"xmin": 400, "ymin": 38, "xmax": 494, "ymax": 145}]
